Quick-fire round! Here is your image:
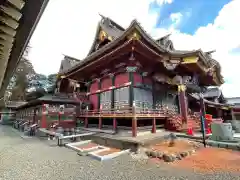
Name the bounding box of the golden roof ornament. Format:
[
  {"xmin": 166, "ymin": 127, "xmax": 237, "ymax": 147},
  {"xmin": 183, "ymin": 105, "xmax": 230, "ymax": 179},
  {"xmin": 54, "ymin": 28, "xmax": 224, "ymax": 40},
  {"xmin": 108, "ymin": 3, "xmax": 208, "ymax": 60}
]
[
  {"xmin": 99, "ymin": 30, "xmax": 107, "ymax": 41},
  {"xmin": 178, "ymin": 85, "xmax": 186, "ymax": 92},
  {"xmin": 128, "ymin": 31, "xmax": 141, "ymax": 40}
]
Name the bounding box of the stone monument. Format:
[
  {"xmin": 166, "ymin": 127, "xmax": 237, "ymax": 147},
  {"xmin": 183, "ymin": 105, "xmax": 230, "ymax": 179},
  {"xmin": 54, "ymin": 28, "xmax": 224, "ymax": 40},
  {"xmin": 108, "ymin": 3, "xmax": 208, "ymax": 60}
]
[{"xmin": 210, "ymin": 123, "xmax": 234, "ymax": 141}]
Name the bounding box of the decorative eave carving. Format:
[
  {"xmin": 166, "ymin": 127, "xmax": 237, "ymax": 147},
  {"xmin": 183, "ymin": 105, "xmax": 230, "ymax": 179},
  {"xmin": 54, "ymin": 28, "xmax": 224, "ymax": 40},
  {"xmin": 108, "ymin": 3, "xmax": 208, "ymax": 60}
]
[
  {"xmin": 162, "ymin": 55, "xmax": 170, "ymax": 61},
  {"xmin": 85, "ymin": 82, "xmax": 91, "ymax": 86},
  {"xmin": 98, "ymin": 30, "xmax": 113, "ymax": 45},
  {"xmin": 135, "ymin": 61, "xmax": 142, "ymax": 68},
  {"xmin": 115, "ymin": 62, "xmax": 126, "ymax": 68},
  {"xmin": 90, "ymin": 74, "xmax": 98, "ymax": 79},
  {"xmin": 100, "ymin": 68, "xmax": 110, "ymax": 75},
  {"xmin": 127, "ymin": 31, "xmax": 141, "ymax": 40},
  {"xmin": 95, "ymin": 78, "xmax": 101, "ymax": 82},
  {"xmin": 108, "ymin": 73, "xmax": 114, "ymax": 78},
  {"xmin": 142, "ymin": 72, "xmax": 148, "ymax": 77}
]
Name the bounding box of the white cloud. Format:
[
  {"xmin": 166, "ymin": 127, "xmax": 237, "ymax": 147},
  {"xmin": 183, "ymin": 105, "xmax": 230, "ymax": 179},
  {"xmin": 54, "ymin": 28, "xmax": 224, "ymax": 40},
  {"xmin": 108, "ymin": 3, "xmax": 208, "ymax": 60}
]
[
  {"xmin": 29, "ymin": 0, "xmax": 240, "ymax": 97},
  {"xmin": 154, "ymin": 0, "xmax": 174, "ymax": 5},
  {"xmin": 169, "ymin": 12, "xmax": 182, "ymax": 28},
  {"xmin": 151, "ymin": 0, "xmax": 240, "ymax": 97},
  {"xmin": 29, "ymin": 0, "xmax": 157, "ymax": 75}
]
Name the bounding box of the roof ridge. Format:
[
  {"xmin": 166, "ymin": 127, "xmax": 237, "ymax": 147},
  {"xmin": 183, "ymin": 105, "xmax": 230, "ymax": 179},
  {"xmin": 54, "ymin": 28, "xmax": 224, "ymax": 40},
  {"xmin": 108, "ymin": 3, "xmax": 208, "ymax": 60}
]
[
  {"xmin": 63, "ymin": 54, "xmax": 81, "ymax": 61},
  {"xmin": 156, "ymin": 33, "xmax": 171, "ymax": 41},
  {"xmin": 99, "ymin": 14, "xmax": 125, "ymax": 31}
]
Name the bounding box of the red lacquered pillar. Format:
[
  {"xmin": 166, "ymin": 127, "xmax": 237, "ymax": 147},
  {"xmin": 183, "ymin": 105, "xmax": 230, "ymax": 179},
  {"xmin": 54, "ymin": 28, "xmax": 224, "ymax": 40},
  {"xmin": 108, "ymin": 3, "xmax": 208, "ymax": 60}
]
[
  {"xmin": 132, "ymin": 117, "xmax": 137, "ymax": 137},
  {"xmin": 41, "ymin": 104, "xmax": 47, "ymax": 128},
  {"xmin": 152, "ymin": 117, "xmax": 156, "ymax": 133}
]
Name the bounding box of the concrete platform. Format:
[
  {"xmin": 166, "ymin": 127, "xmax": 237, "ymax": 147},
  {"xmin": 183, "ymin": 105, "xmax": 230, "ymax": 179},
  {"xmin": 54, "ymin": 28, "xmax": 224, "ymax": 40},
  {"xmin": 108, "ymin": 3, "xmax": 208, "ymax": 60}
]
[
  {"xmin": 79, "ymin": 129, "xmax": 172, "ymax": 151},
  {"xmin": 88, "ymin": 148, "xmax": 130, "ymax": 161},
  {"xmin": 66, "ymin": 140, "xmax": 106, "ymax": 153}
]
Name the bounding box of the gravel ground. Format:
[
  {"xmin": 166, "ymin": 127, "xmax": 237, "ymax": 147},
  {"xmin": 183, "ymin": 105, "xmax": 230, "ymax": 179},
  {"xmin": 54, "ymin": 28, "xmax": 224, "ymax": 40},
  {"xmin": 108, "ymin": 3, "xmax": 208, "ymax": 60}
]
[{"xmin": 0, "ymin": 126, "xmax": 239, "ymax": 180}]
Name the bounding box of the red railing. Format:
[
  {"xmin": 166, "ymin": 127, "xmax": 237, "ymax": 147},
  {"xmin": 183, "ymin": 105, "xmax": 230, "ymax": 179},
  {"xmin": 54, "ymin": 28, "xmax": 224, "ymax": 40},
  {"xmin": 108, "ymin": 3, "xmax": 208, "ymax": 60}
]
[{"xmin": 77, "ymin": 107, "xmax": 178, "ymax": 118}]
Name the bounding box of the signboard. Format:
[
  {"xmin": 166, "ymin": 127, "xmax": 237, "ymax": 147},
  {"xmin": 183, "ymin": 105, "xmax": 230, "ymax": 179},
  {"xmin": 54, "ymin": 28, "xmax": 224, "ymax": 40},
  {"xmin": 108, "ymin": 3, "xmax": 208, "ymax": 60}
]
[
  {"xmin": 59, "ymin": 105, "xmax": 65, "ymax": 115},
  {"xmin": 126, "ymin": 66, "xmax": 138, "ymax": 72},
  {"xmin": 182, "ymin": 56, "xmax": 198, "ymax": 64}
]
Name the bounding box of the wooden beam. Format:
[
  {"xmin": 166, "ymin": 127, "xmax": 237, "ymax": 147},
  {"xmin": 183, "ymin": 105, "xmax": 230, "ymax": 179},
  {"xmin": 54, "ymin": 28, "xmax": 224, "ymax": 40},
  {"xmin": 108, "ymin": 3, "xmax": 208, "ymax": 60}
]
[
  {"xmin": 7, "ymin": 0, "xmax": 25, "ymax": 10},
  {"xmin": 0, "ymin": 15, "xmax": 19, "ymax": 29},
  {"xmin": 0, "ymin": 25, "xmax": 16, "ymax": 36},
  {"xmin": 0, "ymin": 39, "xmax": 13, "ymax": 48},
  {"xmin": 0, "ymin": 33, "xmax": 14, "ymax": 43},
  {"xmin": 0, "ymin": 5, "xmax": 22, "ymax": 21}
]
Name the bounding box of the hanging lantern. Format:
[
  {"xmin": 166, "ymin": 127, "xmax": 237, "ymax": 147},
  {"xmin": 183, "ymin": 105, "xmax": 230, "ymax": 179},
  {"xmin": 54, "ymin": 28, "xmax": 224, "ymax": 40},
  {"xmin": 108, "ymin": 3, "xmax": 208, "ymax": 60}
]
[
  {"xmin": 129, "ymin": 52, "xmax": 135, "ymax": 61},
  {"xmin": 76, "ymin": 83, "xmax": 80, "ymax": 88},
  {"xmin": 129, "ymin": 47, "xmax": 136, "ymax": 61}
]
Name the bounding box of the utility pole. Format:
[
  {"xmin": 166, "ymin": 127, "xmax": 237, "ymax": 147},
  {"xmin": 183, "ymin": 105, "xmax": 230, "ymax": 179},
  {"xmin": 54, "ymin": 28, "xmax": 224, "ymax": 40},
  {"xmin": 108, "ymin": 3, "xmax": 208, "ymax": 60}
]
[{"xmin": 199, "ymin": 93, "xmax": 206, "ymax": 147}]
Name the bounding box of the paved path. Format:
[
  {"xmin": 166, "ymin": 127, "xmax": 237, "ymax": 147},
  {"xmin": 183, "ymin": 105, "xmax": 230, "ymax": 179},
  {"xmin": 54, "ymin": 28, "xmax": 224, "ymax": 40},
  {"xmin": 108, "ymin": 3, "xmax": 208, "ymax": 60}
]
[{"xmin": 0, "ymin": 126, "xmax": 239, "ymax": 180}]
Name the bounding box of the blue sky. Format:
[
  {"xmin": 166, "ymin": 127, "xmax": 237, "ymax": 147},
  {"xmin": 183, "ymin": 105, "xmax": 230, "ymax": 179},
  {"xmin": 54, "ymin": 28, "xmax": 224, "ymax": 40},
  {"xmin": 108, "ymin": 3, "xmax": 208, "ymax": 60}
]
[{"xmin": 151, "ymin": 0, "xmax": 232, "ymax": 34}]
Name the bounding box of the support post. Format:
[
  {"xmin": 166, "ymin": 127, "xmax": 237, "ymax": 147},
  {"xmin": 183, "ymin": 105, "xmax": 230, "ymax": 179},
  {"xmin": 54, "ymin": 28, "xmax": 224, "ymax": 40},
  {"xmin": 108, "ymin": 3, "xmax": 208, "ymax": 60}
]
[
  {"xmin": 110, "ymin": 73, "xmax": 115, "ymax": 111},
  {"xmin": 58, "ymin": 113, "xmax": 61, "ymax": 124},
  {"xmin": 85, "ymin": 106, "xmax": 89, "ymax": 128},
  {"xmin": 178, "ymin": 85, "xmax": 188, "ymax": 124},
  {"xmin": 97, "ymin": 79, "xmax": 101, "ymax": 110},
  {"xmin": 84, "ymin": 117, "xmax": 88, "ymax": 128},
  {"xmin": 33, "ymin": 108, "xmax": 36, "ymax": 124},
  {"xmin": 199, "ymin": 94, "xmax": 206, "ymax": 147},
  {"xmin": 86, "ymin": 82, "xmax": 91, "ymax": 100},
  {"xmin": 132, "ymin": 117, "xmax": 137, "ymax": 137},
  {"xmin": 98, "ymin": 116, "xmax": 102, "ymax": 129},
  {"xmin": 152, "ymin": 78, "xmax": 156, "ymax": 110},
  {"xmin": 113, "ymin": 117, "xmax": 117, "ymax": 131},
  {"xmin": 41, "ymin": 104, "xmax": 47, "ymax": 128},
  {"xmin": 152, "ymin": 117, "xmax": 156, "ymax": 133},
  {"xmin": 128, "ymin": 71, "xmax": 134, "ymax": 108},
  {"xmin": 231, "ymin": 108, "xmax": 236, "ymax": 120}
]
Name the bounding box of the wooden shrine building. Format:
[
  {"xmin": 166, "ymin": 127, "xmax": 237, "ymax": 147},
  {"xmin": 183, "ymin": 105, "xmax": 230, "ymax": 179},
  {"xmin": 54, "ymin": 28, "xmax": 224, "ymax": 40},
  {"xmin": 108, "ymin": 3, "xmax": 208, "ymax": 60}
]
[{"xmin": 54, "ymin": 15, "xmax": 231, "ymax": 137}]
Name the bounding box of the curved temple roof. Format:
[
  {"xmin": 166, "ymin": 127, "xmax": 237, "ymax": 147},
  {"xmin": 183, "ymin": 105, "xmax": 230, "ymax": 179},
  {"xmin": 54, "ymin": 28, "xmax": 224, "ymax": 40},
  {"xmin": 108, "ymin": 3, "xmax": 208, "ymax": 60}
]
[
  {"xmin": 60, "ymin": 15, "xmax": 224, "ymax": 86},
  {"xmin": 0, "ymin": 0, "xmax": 49, "ymax": 105}
]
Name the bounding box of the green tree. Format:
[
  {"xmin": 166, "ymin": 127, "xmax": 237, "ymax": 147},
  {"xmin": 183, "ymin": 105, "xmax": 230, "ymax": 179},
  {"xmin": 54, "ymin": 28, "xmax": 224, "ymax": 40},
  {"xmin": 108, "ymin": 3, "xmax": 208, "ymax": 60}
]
[
  {"xmin": 9, "ymin": 46, "xmax": 36, "ymax": 101},
  {"xmin": 47, "ymin": 73, "xmax": 57, "ymax": 85}
]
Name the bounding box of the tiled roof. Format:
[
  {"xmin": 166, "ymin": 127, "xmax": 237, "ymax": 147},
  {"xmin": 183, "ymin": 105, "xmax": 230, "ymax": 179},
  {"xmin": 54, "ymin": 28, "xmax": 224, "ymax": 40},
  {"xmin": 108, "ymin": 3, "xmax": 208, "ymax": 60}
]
[
  {"xmin": 58, "ymin": 55, "xmax": 80, "ymax": 73},
  {"xmin": 58, "ymin": 15, "xmax": 223, "ymax": 85},
  {"xmin": 226, "ymin": 97, "xmax": 240, "ymax": 105},
  {"xmin": 203, "ymin": 87, "xmax": 222, "ymax": 98}
]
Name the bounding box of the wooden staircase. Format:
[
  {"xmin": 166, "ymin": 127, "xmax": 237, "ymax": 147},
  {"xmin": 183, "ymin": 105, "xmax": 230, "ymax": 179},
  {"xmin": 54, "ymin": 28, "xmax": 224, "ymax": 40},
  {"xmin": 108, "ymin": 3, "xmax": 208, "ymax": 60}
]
[
  {"xmin": 165, "ymin": 114, "xmax": 201, "ymax": 132},
  {"xmin": 165, "ymin": 115, "xmax": 183, "ymax": 131}
]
